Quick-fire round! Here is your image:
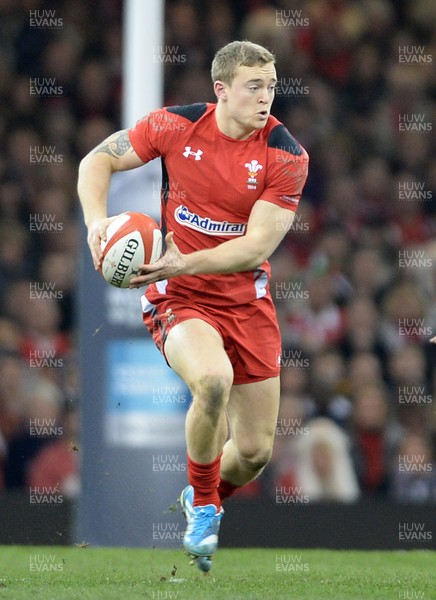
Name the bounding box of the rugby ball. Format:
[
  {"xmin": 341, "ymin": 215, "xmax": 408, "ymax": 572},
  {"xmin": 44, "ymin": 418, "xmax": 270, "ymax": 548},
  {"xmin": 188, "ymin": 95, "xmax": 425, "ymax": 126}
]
[{"xmin": 100, "ymin": 212, "xmax": 162, "ymax": 288}]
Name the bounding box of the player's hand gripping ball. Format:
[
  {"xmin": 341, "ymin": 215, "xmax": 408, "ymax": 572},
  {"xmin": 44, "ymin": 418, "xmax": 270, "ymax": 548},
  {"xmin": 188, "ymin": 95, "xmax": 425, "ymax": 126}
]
[{"xmin": 99, "ymin": 212, "xmax": 162, "ymax": 288}]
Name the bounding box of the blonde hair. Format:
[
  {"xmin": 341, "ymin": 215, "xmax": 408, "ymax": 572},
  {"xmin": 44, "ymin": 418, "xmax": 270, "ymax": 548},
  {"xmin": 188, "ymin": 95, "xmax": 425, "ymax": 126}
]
[
  {"xmin": 211, "ymin": 40, "xmax": 275, "ymax": 84},
  {"xmin": 295, "ymin": 418, "xmax": 360, "ymax": 502}
]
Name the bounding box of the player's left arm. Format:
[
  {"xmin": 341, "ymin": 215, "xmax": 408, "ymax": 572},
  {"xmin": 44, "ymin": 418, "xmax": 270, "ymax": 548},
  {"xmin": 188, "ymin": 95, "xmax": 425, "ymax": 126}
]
[
  {"xmin": 185, "ymin": 199, "xmax": 295, "ymax": 274},
  {"xmin": 130, "ymin": 200, "xmax": 295, "ymax": 286}
]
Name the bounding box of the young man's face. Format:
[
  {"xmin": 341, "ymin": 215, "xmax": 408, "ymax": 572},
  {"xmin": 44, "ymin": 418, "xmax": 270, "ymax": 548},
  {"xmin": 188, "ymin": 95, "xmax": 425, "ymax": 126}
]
[{"xmin": 218, "ymin": 62, "xmax": 277, "ymax": 136}]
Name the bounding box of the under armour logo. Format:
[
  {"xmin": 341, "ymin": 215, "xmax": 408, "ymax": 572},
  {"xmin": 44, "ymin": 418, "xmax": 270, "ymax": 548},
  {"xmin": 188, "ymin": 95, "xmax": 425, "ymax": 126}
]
[{"xmin": 183, "ymin": 146, "xmax": 203, "ymax": 160}]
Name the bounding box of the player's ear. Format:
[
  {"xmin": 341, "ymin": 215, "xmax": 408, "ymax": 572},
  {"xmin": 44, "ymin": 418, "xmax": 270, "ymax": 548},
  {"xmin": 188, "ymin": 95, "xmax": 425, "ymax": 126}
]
[{"xmin": 214, "ymin": 80, "xmax": 228, "ymax": 101}]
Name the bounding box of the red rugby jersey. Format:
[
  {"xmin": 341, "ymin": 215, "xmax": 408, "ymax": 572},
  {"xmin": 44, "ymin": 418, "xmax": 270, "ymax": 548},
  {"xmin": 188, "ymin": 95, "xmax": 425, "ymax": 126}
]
[{"xmin": 128, "ymin": 102, "xmax": 309, "ymax": 307}]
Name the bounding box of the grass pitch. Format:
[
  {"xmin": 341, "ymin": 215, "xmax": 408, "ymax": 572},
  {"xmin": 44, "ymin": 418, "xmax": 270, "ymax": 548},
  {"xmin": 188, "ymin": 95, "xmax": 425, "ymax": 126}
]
[{"xmin": 0, "ymin": 546, "xmax": 435, "ymax": 600}]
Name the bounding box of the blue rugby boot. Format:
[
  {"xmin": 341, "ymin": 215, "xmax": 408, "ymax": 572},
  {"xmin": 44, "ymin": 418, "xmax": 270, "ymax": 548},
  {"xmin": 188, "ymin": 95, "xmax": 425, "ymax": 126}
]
[{"xmin": 179, "ymin": 485, "xmax": 223, "ymax": 572}]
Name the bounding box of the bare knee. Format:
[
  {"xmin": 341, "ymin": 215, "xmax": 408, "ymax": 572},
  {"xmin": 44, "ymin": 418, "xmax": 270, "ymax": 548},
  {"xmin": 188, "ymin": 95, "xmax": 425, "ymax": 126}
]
[
  {"xmin": 237, "ymin": 442, "xmax": 273, "ymax": 473},
  {"xmin": 191, "ymin": 372, "xmax": 233, "ymax": 418}
]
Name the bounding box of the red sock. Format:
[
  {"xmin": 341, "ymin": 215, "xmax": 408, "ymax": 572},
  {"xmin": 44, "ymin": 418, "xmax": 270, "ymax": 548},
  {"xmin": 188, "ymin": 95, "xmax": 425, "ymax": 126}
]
[
  {"xmin": 188, "ymin": 453, "xmax": 222, "ymax": 510},
  {"xmin": 218, "ymin": 478, "xmax": 239, "ymax": 501}
]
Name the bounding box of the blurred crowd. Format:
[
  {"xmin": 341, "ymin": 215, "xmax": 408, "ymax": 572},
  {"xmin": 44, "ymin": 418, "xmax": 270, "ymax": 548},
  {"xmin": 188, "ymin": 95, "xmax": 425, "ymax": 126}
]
[{"xmin": 0, "ymin": 0, "xmax": 435, "ymax": 504}]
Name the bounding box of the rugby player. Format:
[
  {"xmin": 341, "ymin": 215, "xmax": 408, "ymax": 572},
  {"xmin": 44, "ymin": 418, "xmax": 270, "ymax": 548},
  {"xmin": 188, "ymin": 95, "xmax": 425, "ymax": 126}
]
[{"xmin": 78, "ymin": 40, "xmax": 309, "ymax": 571}]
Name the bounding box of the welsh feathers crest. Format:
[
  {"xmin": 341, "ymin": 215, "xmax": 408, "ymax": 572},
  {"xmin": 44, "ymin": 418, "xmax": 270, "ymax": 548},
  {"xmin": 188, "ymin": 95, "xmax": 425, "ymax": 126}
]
[
  {"xmin": 245, "ymin": 159, "xmax": 263, "ymax": 178},
  {"xmin": 245, "ymin": 160, "xmax": 263, "ymax": 188}
]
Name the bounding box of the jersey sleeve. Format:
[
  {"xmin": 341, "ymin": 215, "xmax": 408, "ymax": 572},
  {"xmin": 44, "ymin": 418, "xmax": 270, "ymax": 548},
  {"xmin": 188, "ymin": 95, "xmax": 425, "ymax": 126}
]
[
  {"xmin": 128, "ymin": 108, "xmax": 179, "ymax": 163},
  {"xmin": 260, "ymin": 124, "xmax": 309, "ymax": 212}
]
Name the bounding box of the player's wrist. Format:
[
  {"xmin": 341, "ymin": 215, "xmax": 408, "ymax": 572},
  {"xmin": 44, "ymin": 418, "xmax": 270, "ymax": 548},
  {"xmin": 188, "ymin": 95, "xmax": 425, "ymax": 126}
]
[
  {"xmin": 85, "ymin": 214, "xmax": 108, "ymax": 230},
  {"xmin": 181, "ymin": 252, "xmax": 199, "ymax": 276}
]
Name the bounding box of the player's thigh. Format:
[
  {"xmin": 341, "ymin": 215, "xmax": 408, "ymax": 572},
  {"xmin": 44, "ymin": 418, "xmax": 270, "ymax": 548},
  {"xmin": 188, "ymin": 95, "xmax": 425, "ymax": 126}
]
[
  {"xmin": 227, "ymin": 376, "xmax": 280, "ymax": 457},
  {"xmin": 164, "ymin": 318, "xmax": 234, "ymax": 392}
]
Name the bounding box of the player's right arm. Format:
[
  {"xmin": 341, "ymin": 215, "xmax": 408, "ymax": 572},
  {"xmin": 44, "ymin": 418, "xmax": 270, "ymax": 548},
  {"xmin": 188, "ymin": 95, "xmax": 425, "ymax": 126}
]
[{"xmin": 77, "ymin": 129, "xmax": 145, "ymax": 269}]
